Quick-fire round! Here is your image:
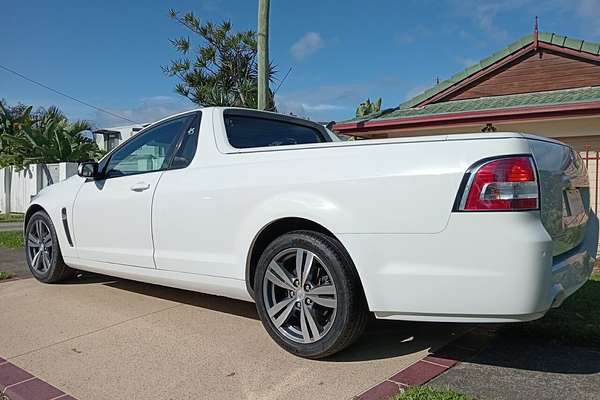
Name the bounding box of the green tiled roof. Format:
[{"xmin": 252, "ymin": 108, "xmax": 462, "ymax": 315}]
[
  {"xmin": 353, "ymin": 86, "xmax": 600, "ymax": 123},
  {"xmin": 397, "ymin": 32, "xmax": 600, "ymax": 110}
]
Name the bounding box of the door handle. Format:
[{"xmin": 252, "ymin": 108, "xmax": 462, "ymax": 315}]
[{"xmin": 130, "ymin": 182, "xmax": 151, "ymax": 192}]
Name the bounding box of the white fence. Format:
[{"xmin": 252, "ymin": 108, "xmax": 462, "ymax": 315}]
[{"xmin": 0, "ymin": 163, "xmax": 78, "ymax": 214}]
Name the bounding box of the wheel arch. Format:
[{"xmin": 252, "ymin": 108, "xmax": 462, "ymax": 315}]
[
  {"xmin": 244, "ymin": 217, "xmax": 362, "ymax": 300},
  {"xmin": 24, "ymin": 203, "xmax": 46, "ymax": 230}
]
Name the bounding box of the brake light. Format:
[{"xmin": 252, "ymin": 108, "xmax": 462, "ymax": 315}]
[{"xmin": 459, "ymin": 156, "xmax": 539, "ymax": 211}]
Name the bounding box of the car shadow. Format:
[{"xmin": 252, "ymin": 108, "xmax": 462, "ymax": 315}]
[
  {"xmin": 327, "ymin": 319, "xmax": 472, "ymax": 363},
  {"xmin": 448, "ymin": 277, "xmax": 600, "ymax": 375},
  {"xmin": 466, "ymin": 334, "xmax": 600, "ymax": 375},
  {"xmin": 60, "ymin": 271, "xmax": 258, "ymax": 319},
  {"xmin": 106, "ymin": 276, "xmax": 260, "ymax": 320},
  {"xmin": 59, "ymin": 272, "xmax": 600, "ymax": 369},
  {"xmin": 60, "ymin": 271, "xmax": 469, "ymax": 362}
]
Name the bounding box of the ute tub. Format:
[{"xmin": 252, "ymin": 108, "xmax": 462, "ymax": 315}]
[{"xmin": 338, "ymin": 211, "xmax": 597, "ymax": 323}]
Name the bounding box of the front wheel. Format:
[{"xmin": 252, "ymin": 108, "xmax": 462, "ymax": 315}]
[
  {"xmin": 254, "ymin": 231, "xmax": 368, "ymax": 359},
  {"xmin": 25, "ymin": 210, "xmax": 75, "ymax": 283}
]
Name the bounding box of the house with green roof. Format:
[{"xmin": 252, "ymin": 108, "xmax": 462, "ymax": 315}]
[{"xmin": 334, "ymin": 27, "xmax": 600, "ymax": 151}]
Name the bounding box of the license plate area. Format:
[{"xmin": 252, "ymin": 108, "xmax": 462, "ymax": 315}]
[{"xmin": 563, "ymin": 189, "xmax": 587, "ymax": 227}]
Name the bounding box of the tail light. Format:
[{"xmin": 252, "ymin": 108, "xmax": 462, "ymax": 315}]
[{"xmin": 457, "ymin": 156, "xmax": 539, "ymax": 211}]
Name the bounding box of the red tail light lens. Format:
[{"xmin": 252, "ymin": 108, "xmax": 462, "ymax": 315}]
[{"xmin": 459, "ymin": 156, "xmax": 539, "ymax": 211}]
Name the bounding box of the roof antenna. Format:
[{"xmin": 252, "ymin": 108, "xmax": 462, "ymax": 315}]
[{"xmin": 533, "ymin": 16, "xmax": 539, "ymax": 50}]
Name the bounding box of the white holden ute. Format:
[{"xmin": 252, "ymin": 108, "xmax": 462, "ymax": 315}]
[{"xmin": 25, "ymin": 108, "xmax": 597, "ymax": 358}]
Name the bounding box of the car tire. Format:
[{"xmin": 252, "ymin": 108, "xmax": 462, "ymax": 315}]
[
  {"xmin": 254, "ymin": 230, "xmax": 369, "ymax": 359},
  {"xmin": 25, "ymin": 210, "xmax": 75, "ymax": 283}
]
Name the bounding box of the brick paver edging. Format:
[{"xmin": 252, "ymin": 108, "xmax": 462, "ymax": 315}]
[
  {"xmin": 355, "ymin": 326, "xmax": 496, "ymax": 400},
  {"xmin": 0, "ymin": 357, "xmax": 76, "ymax": 400}
]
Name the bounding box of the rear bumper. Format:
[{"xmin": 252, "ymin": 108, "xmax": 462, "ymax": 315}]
[
  {"xmin": 549, "ymin": 216, "xmax": 597, "ymax": 308},
  {"xmin": 338, "ymin": 211, "xmax": 597, "ymax": 323}
]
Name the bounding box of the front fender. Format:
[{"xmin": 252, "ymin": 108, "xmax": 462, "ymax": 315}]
[{"xmin": 25, "ymin": 176, "xmax": 84, "ymax": 259}]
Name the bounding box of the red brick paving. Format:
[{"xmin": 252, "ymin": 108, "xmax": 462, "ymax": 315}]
[
  {"xmin": 0, "ymin": 360, "xmax": 75, "ymax": 400},
  {"xmin": 356, "ymin": 327, "xmax": 495, "ymax": 400}
]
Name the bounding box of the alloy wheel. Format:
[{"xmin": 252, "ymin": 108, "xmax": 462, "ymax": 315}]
[
  {"xmin": 27, "ymin": 220, "xmax": 53, "ymax": 274},
  {"xmin": 262, "ymin": 248, "xmax": 338, "ymax": 344}
]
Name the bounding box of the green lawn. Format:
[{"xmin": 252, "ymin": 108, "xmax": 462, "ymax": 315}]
[
  {"xmin": 0, "ymin": 271, "xmax": 14, "ymax": 280},
  {"xmin": 390, "ymin": 387, "xmax": 472, "ymax": 400},
  {"xmin": 502, "ymin": 273, "xmax": 600, "ymax": 350},
  {"xmin": 0, "ymin": 231, "xmax": 24, "ymax": 249},
  {"xmin": 0, "ymin": 213, "xmax": 24, "ymax": 223}
]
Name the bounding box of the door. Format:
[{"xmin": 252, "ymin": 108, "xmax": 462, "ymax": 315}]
[
  {"xmin": 152, "ymin": 112, "xmax": 212, "ymax": 273},
  {"xmin": 152, "ymin": 112, "xmax": 329, "ymax": 279},
  {"xmin": 73, "ymin": 115, "xmax": 193, "ymax": 267}
]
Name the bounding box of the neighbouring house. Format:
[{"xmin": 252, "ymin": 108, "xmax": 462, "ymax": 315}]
[
  {"xmin": 334, "ymin": 27, "xmax": 600, "ymax": 216},
  {"xmin": 334, "ymin": 29, "xmax": 600, "ymax": 148},
  {"xmin": 93, "ymin": 123, "xmax": 148, "ymax": 152}
]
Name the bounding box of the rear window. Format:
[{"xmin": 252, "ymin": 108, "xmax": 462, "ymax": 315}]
[{"xmin": 224, "ymin": 115, "xmax": 326, "ymax": 149}]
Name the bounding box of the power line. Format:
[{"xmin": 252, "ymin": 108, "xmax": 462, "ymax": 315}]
[
  {"xmin": 0, "ymin": 63, "xmax": 139, "ymax": 124},
  {"xmin": 273, "ymin": 66, "xmax": 292, "ymax": 96}
]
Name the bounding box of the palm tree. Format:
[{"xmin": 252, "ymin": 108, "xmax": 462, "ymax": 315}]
[
  {"xmin": 0, "ymin": 102, "xmax": 34, "ymax": 168},
  {"xmin": 20, "ymin": 106, "xmax": 102, "ymax": 165},
  {"xmin": 0, "ymin": 102, "xmax": 104, "ymax": 184}
]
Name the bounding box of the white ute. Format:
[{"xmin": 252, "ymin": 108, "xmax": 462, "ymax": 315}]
[{"xmin": 25, "ymin": 107, "xmax": 597, "ymax": 358}]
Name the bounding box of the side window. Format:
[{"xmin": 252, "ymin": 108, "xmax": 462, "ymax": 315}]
[
  {"xmin": 224, "ymin": 115, "xmax": 326, "ymax": 149},
  {"xmin": 105, "ymin": 116, "xmax": 191, "ymax": 178},
  {"xmin": 170, "ymin": 113, "xmax": 201, "ymax": 169}
]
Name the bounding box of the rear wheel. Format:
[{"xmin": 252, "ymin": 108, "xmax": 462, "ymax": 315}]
[
  {"xmin": 254, "ymin": 230, "xmax": 368, "ymax": 358},
  {"xmin": 25, "ymin": 211, "xmax": 74, "ymax": 283}
]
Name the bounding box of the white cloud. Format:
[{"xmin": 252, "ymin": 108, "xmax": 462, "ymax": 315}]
[
  {"xmin": 90, "ymin": 96, "xmax": 196, "ymax": 128},
  {"xmin": 395, "ymin": 33, "xmax": 415, "ymax": 45},
  {"xmin": 302, "ymin": 103, "xmax": 345, "ymax": 112},
  {"xmin": 276, "ymin": 97, "xmax": 344, "ymax": 120},
  {"xmin": 290, "ymin": 32, "xmax": 325, "ymax": 60},
  {"xmin": 140, "ymin": 95, "xmax": 176, "ymax": 102},
  {"xmin": 456, "ymin": 56, "xmax": 479, "ymax": 68},
  {"xmin": 474, "ymin": 4, "xmax": 509, "ymax": 41},
  {"xmin": 404, "ymin": 84, "xmax": 434, "ymax": 101},
  {"xmin": 275, "ymin": 82, "xmax": 373, "ymax": 119},
  {"xmin": 449, "ymin": 0, "xmax": 533, "ymax": 42}
]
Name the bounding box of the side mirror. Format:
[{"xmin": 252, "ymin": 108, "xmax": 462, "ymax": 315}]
[{"xmin": 77, "ymin": 161, "xmax": 99, "ymax": 178}]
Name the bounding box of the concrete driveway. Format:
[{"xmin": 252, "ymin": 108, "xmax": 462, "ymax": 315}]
[{"xmin": 0, "ymin": 274, "xmax": 469, "ymax": 400}]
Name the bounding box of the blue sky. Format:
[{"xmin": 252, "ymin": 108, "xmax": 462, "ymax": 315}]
[{"xmin": 3, "ymin": 0, "xmax": 600, "ymax": 127}]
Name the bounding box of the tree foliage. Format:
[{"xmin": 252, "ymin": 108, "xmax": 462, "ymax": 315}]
[
  {"xmin": 355, "ymin": 98, "xmax": 382, "ymax": 117},
  {"xmin": 163, "ymin": 10, "xmax": 276, "ymax": 109},
  {"xmin": 0, "ymin": 101, "xmax": 104, "ymax": 169}
]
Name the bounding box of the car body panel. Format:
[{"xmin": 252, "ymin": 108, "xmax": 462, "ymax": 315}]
[
  {"xmin": 27, "ymin": 176, "xmax": 83, "ymax": 260},
  {"xmin": 72, "ymin": 171, "xmax": 162, "ymax": 267},
  {"xmin": 528, "ymin": 139, "xmax": 590, "ymax": 256}
]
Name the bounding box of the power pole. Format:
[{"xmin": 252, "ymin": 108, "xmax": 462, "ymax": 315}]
[{"xmin": 257, "ymin": 0, "xmax": 270, "ymax": 110}]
